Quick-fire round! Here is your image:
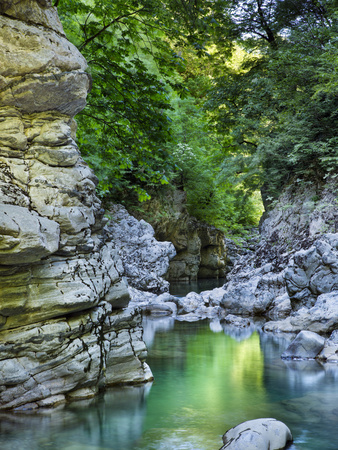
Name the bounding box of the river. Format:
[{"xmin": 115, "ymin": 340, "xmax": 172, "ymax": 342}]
[{"xmin": 0, "ymin": 317, "xmax": 337, "ymax": 449}]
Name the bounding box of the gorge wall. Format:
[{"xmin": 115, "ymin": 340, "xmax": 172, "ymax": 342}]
[
  {"xmin": 217, "ymin": 176, "xmax": 338, "ymax": 334},
  {"xmin": 0, "ymin": 0, "xmax": 152, "ymax": 410},
  {"xmin": 133, "ymin": 190, "xmax": 234, "ymax": 282},
  {"xmin": 157, "ymin": 177, "xmax": 338, "ymax": 333}
]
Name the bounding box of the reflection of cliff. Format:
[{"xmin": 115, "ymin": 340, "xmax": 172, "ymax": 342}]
[
  {"xmin": 259, "ymin": 332, "xmax": 338, "ymax": 448},
  {"xmin": 0, "ymin": 1, "xmax": 151, "ymax": 409},
  {"xmin": 0, "ymin": 384, "xmax": 152, "ymax": 450},
  {"xmin": 142, "ymin": 316, "xmax": 175, "ymax": 348}
]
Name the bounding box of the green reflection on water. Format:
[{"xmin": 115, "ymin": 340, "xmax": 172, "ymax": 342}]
[
  {"xmin": 135, "ymin": 321, "xmax": 267, "ymax": 449},
  {"xmin": 1, "ymin": 319, "xmax": 338, "ymax": 449}
]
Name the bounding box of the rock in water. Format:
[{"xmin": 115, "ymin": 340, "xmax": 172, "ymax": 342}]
[
  {"xmin": 220, "ymin": 418, "xmax": 293, "ymax": 450},
  {"xmin": 0, "ymin": 1, "xmax": 152, "ymax": 409},
  {"xmin": 317, "ymin": 330, "xmax": 338, "ymax": 362},
  {"xmin": 281, "ymin": 330, "xmax": 325, "ymax": 360}
]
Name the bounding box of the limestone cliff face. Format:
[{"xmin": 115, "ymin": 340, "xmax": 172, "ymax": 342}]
[
  {"xmin": 218, "ymin": 177, "xmax": 338, "ymax": 334},
  {"xmin": 257, "ymin": 176, "xmax": 338, "ymax": 269},
  {"xmin": 108, "ymin": 204, "xmax": 176, "ymax": 294},
  {"xmin": 0, "ymin": 1, "xmax": 152, "ymax": 410},
  {"xmin": 133, "ymin": 190, "xmax": 231, "ymax": 281}
]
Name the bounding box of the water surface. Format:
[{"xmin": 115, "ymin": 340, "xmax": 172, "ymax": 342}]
[
  {"xmin": 169, "ymin": 279, "xmax": 226, "ymax": 297},
  {"xmin": 0, "ymin": 319, "xmax": 338, "ymax": 449}
]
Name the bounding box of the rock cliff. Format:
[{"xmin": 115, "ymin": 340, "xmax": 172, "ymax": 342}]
[
  {"xmin": 107, "ymin": 204, "xmax": 176, "ymax": 294},
  {"xmin": 216, "ymin": 176, "xmax": 338, "ymax": 334},
  {"xmin": 0, "ymin": 1, "xmax": 152, "ymax": 410},
  {"xmin": 155, "ymin": 177, "xmax": 338, "ymax": 332},
  {"xmin": 132, "ymin": 190, "xmax": 233, "ymax": 281}
]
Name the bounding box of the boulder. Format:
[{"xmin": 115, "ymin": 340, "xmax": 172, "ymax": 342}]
[
  {"xmin": 220, "ymin": 264, "xmax": 287, "ymax": 318},
  {"xmin": 285, "ymin": 235, "xmax": 338, "ymax": 310},
  {"xmin": 220, "ymin": 418, "xmax": 292, "ymax": 450},
  {"xmin": 200, "ymin": 287, "xmax": 225, "ymax": 306},
  {"xmin": 176, "ymin": 292, "xmax": 203, "ymax": 314},
  {"xmin": 264, "ymin": 291, "xmax": 338, "ymax": 335},
  {"xmin": 142, "ymin": 302, "xmax": 177, "ymax": 316},
  {"xmin": 281, "ymin": 330, "xmax": 325, "ymax": 360},
  {"xmin": 108, "ymin": 204, "xmax": 176, "ymax": 294},
  {"xmin": 317, "ymin": 330, "xmax": 338, "ymax": 363},
  {"xmin": 223, "ymin": 314, "xmax": 251, "ymax": 328}
]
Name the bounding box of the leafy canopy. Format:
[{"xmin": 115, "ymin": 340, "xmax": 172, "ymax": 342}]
[
  {"xmin": 57, "ymin": 0, "xmax": 191, "ymax": 201},
  {"xmin": 56, "ymin": 0, "xmax": 338, "ymax": 234},
  {"xmin": 206, "ymin": 0, "xmax": 338, "ymax": 206}
]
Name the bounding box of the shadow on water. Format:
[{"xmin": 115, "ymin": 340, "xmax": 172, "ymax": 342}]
[{"xmin": 0, "ymin": 319, "xmax": 337, "ymax": 449}]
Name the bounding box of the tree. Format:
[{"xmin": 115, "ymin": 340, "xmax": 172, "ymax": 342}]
[
  {"xmin": 163, "ymin": 48, "xmax": 264, "ymax": 235},
  {"xmin": 57, "ymin": 0, "xmax": 189, "ymax": 202},
  {"xmin": 205, "ymin": 0, "xmax": 338, "ymax": 206}
]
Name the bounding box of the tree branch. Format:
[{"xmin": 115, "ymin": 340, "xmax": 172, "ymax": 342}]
[
  {"xmin": 79, "ymin": 7, "xmax": 147, "ymax": 50},
  {"xmin": 240, "ymin": 139, "xmax": 258, "ymax": 148}
]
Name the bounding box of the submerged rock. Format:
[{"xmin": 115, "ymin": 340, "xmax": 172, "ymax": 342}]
[{"xmin": 220, "ymin": 418, "xmax": 293, "ymax": 450}]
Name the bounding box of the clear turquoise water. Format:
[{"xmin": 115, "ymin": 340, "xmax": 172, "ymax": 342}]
[{"xmin": 0, "ymin": 318, "xmax": 338, "ymax": 449}]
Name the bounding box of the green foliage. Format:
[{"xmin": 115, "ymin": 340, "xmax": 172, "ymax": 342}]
[
  {"xmin": 58, "ymin": 0, "xmax": 187, "ymax": 202},
  {"xmin": 57, "ymin": 0, "xmax": 338, "ymax": 235},
  {"xmin": 165, "ymin": 70, "xmax": 263, "ymax": 235},
  {"xmin": 58, "ymin": 0, "xmax": 264, "ymax": 233},
  {"xmin": 206, "ymin": 0, "xmax": 338, "ymax": 206}
]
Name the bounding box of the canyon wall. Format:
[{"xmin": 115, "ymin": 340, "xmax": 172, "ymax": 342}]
[
  {"xmin": 133, "ymin": 190, "xmax": 233, "ymax": 282},
  {"xmin": 218, "ymin": 176, "xmax": 338, "ymax": 334},
  {"xmin": 169, "ymin": 177, "xmax": 338, "ymax": 334},
  {"xmin": 0, "ymin": 0, "xmax": 152, "ymax": 410}
]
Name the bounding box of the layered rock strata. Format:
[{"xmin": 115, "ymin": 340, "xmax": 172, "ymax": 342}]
[
  {"xmin": 0, "ymin": 1, "xmax": 152, "ymax": 409},
  {"xmin": 107, "ymin": 204, "xmax": 176, "ymax": 294},
  {"xmin": 133, "ymin": 190, "xmax": 233, "ymax": 281},
  {"xmin": 167, "ymin": 215, "xmax": 229, "ymax": 281},
  {"xmin": 215, "ymin": 178, "xmax": 338, "ymax": 334}
]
